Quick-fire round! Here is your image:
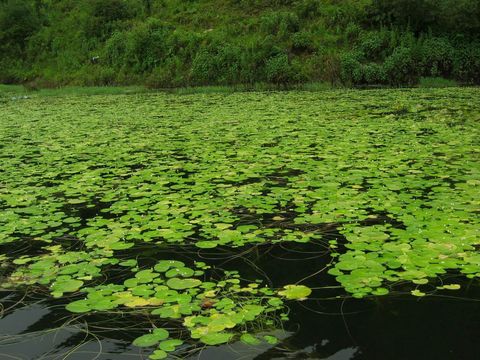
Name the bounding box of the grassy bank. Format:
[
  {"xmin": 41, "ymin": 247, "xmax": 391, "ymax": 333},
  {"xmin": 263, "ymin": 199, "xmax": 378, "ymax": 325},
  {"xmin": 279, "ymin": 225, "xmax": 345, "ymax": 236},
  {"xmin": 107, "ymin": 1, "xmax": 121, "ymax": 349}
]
[{"xmin": 1, "ymin": 1, "xmax": 479, "ymax": 88}]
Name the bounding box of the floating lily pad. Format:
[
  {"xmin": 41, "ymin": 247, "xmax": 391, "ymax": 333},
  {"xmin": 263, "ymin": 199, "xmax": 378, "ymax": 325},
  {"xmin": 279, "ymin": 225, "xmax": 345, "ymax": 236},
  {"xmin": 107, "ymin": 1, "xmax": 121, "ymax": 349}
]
[
  {"xmin": 133, "ymin": 334, "xmax": 162, "ymax": 347},
  {"xmin": 159, "ymin": 339, "xmax": 183, "ymax": 351},
  {"xmin": 195, "ymin": 241, "xmax": 218, "ymax": 249},
  {"xmin": 200, "ymin": 332, "xmax": 233, "ymax": 345},
  {"xmin": 167, "ymin": 278, "xmax": 202, "ymax": 290},
  {"xmin": 240, "ymin": 333, "xmax": 261, "ymax": 345},
  {"xmin": 66, "ymin": 300, "xmax": 91, "ymax": 313},
  {"xmin": 278, "ymin": 285, "xmax": 312, "ymax": 300}
]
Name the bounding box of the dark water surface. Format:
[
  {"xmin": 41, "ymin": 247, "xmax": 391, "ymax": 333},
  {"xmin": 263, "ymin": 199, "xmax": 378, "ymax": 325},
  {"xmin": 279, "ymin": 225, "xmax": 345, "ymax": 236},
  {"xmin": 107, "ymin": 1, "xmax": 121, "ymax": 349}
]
[{"xmin": 1, "ymin": 242, "xmax": 479, "ymax": 360}]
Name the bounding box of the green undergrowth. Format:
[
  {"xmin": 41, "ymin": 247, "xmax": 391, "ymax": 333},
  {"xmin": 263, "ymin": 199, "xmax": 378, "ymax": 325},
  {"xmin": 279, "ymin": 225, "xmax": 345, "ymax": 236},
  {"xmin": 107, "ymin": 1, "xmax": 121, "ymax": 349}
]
[
  {"xmin": 418, "ymin": 77, "xmax": 459, "ymax": 88},
  {"xmin": 0, "ymin": 82, "xmax": 337, "ymax": 98},
  {"xmin": 0, "ymin": 88, "xmax": 479, "ymax": 357}
]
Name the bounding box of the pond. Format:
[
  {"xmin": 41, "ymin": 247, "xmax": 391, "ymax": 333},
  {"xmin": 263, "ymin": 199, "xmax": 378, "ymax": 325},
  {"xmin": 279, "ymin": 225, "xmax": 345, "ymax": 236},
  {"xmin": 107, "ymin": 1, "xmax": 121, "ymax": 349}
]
[{"xmin": 0, "ymin": 88, "xmax": 479, "ymax": 359}]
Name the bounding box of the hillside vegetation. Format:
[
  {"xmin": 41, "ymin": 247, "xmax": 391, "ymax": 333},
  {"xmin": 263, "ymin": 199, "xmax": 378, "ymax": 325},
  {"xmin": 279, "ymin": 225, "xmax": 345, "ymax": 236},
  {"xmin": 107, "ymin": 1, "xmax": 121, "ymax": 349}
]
[{"xmin": 1, "ymin": 0, "xmax": 479, "ymax": 88}]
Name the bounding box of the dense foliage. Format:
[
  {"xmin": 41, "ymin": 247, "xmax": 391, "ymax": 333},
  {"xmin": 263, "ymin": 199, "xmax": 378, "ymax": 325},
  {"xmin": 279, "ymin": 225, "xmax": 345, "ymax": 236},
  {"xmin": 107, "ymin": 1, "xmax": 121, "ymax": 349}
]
[{"xmin": 0, "ymin": 0, "xmax": 479, "ymax": 87}]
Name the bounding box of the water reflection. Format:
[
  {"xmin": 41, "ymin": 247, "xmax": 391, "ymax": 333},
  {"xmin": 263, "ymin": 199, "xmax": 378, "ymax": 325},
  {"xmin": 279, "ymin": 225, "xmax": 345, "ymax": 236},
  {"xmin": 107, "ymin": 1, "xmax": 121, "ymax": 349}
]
[
  {"xmin": 1, "ymin": 239, "xmax": 480, "ymax": 360},
  {"xmin": 1, "ymin": 291, "xmax": 479, "ymax": 359}
]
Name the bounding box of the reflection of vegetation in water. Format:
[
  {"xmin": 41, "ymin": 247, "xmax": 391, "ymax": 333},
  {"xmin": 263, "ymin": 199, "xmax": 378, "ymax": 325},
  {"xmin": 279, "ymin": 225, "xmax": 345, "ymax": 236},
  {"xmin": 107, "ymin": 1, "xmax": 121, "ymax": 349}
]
[{"xmin": 0, "ymin": 88, "xmax": 479, "ymax": 357}]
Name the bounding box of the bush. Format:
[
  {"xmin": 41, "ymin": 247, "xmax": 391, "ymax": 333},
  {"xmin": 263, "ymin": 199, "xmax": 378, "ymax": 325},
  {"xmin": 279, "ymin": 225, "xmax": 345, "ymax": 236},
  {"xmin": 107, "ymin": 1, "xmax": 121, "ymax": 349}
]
[
  {"xmin": 452, "ymin": 41, "xmax": 480, "ymax": 84},
  {"xmin": 319, "ymin": 52, "xmax": 342, "ymax": 86},
  {"xmin": 0, "ymin": 0, "xmax": 40, "ymax": 55},
  {"xmin": 344, "ymin": 22, "xmax": 361, "ymax": 41},
  {"xmin": 74, "ymin": 66, "xmax": 117, "ymax": 86},
  {"xmin": 104, "ymin": 19, "xmax": 172, "ymax": 73},
  {"xmin": 190, "ymin": 42, "xmax": 243, "ymax": 85},
  {"xmin": 366, "ymin": 0, "xmax": 480, "ymax": 35},
  {"xmin": 383, "ymin": 46, "xmax": 419, "ymax": 85},
  {"xmin": 357, "ymin": 30, "xmax": 391, "ymax": 60},
  {"xmin": 264, "ymin": 53, "xmax": 301, "ymax": 85},
  {"xmin": 237, "ymin": 36, "xmax": 282, "ymax": 84},
  {"xmin": 147, "ymin": 58, "xmax": 186, "ymax": 88},
  {"xmin": 340, "ymin": 51, "xmax": 363, "ymax": 84},
  {"xmin": 260, "ymin": 11, "xmax": 299, "ymax": 38},
  {"xmin": 296, "ymin": 0, "xmax": 321, "ymax": 19},
  {"xmin": 419, "ymin": 37, "xmax": 454, "ymax": 77},
  {"xmin": 86, "ymin": 0, "xmax": 135, "ymax": 39},
  {"xmin": 291, "ymin": 31, "xmax": 315, "ymax": 53},
  {"xmin": 363, "ymin": 63, "xmax": 386, "ymax": 84}
]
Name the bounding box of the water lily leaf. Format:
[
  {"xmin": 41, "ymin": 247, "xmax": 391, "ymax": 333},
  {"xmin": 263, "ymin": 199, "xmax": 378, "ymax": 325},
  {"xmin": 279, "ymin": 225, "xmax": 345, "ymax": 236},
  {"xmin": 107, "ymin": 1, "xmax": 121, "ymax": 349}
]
[
  {"xmin": 152, "ymin": 328, "xmax": 169, "ymax": 340},
  {"xmin": 263, "ymin": 335, "xmax": 278, "ymax": 345},
  {"xmin": 133, "ymin": 334, "xmax": 161, "ymax": 347},
  {"xmin": 200, "ymin": 332, "xmax": 233, "ymax": 345},
  {"xmin": 109, "ymin": 242, "xmax": 134, "ymax": 250},
  {"xmin": 66, "ymin": 300, "xmax": 91, "ymax": 313},
  {"xmin": 158, "ymin": 339, "xmax": 183, "ymax": 352},
  {"xmin": 51, "ymin": 279, "xmax": 84, "ymax": 293},
  {"xmin": 149, "ymin": 350, "xmax": 167, "ymax": 360},
  {"xmin": 278, "ymin": 285, "xmax": 311, "ymax": 300},
  {"xmin": 411, "ymin": 289, "xmax": 426, "ymax": 297},
  {"xmin": 131, "ymin": 285, "xmax": 155, "ymax": 297},
  {"xmin": 166, "ymin": 278, "xmax": 201, "ymax": 290},
  {"xmin": 165, "ymin": 267, "xmax": 194, "ymax": 278},
  {"xmin": 135, "ymin": 269, "xmax": 159, "ymax": 282},
  {"xmin": 195, "ymin": 241, "xmax": 218, "ymax": 249},
  {"xmin": 125, "ymin": 297, "xmax": 150, "ymax": 307},
  {"xmin": 439, "ymin": 284, "xmax": 461, "ymax": 290},
  {"xmin": 240, "ymin": 333, "xmax": 261, "ymax": 345},
  {"xmin": 371, "ymin": 287, "xmax": 389, "ymax": 296},
  {"xmin": 119, "ymin": 259, "xmax": 138, "ymax": 267},
  {"xmin": 154, "ymin": 260, "xmax": 185, "ymax": 273}
]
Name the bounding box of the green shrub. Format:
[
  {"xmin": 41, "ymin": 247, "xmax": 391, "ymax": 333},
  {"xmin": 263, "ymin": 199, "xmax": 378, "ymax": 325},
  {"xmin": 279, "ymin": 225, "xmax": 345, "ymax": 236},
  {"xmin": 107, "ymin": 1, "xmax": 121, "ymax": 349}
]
[
  {"xmin": 147, "ymin": 58, "xmax": 186, "ymax": 89},
  {"xmin": 190, "ymin": 43, "xmax": 243, "ymax": 85},
  {"xmin": 344, "ymin": 22, "xmax": 361, "ymax": 41},
  {"xmin": 340, "ymin": 51, "xmax": 363, "ymax": 84},
  {"xmin": 296, "ymin": 0, "xmax": 321, "ymax": 19},
  {"xmin": 291, "ymin": 31, "xmax": 315, "ymax": 53},
  {"xmin": 105, "ymin": 19, "xmax": 172, "ymax": 73},
  {"xmin": 363, "ymin": 63, "xmax": 386, "ymax": 84},
  {"xmin": 260, "ymin": 11, "xmax": 299, "ymax": 38},
  {"xmin": 419, "ymin": 37, "xmax": 454, "ymax": 77},
  {"xmin": 0, "ymin": 0, "xmax": 40, "ymax": 57},
  {"xmin": 86, "ymin": 0, "xmax": 135, "ymax": 39},
  {"xmin": 264, "ymin": 53, "xmax": 300, "ymax": 85},
  {"xmin": 357, "ymin": 30, "xmax": 391, "ymax": 61},
  {"xmin": 383, "ymin": 46, "xmax": 419, "ymax": 86},
  {"xmin": 453, "ymin": 41, "xmax": 480, "ymax": 84}
]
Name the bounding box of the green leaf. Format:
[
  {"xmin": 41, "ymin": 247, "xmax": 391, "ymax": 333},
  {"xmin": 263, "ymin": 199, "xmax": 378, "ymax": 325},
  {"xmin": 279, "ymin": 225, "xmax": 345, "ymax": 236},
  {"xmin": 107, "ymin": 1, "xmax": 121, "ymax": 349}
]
[
  {"xmin": 278, "ymin": 285, "xmax": 311, "ymax": 300},
  {"xmin": 165, "ymin": 267, "xmax": 194, "ymax": 278},
  {"xmin": 66, "ymin": 300, "xmax": 91, "ymax": 313},
  {"xmin": 195, "ymin": 241, "xmax": 218, "ymax": 249},
  {"xmin": 154, "ymin": 260, "xmax": 185, "ymax": 273},
  {"xmin": 240, "ymin": 333, "xmax": 261, "ymax": 345},
  {"xmin": 158, "ymin": 339, "xmax": 183, "ymax": 352},
  {"xmin": 200, "ymin": 332, "xmax": 233, "ymax": 345},
  {"xmin": 263, "ymin": 335, "xmax": 278, "ymax": 345},
  {"xmin": 51, "ymin": 279, "xmax": 84, "ymax": 293},
  {"xmin": 166, "ymin": 278, "xmax": 202, "ymax": 290},
  {"xmin": 439, "ymin": 284, "xmax": 461, "ymax": 290},
  {"xmin": 411, "ymin": 289, "xmax": 426, "ymax": 297},
  {"xmin": 152, "ymin": 328, "xmax": 170, "ymax": 340},
  {"xmin": 149, "ymin": 350, "xmax": 167, "ymax": 360},
  {"xmin": 133, "ymin": 334, "xmax": 161, "ymax": 347}
]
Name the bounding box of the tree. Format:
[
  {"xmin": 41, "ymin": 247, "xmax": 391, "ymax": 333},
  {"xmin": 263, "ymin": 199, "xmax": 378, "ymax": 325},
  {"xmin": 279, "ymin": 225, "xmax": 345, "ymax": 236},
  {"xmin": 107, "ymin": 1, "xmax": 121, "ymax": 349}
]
[{"xmin": 0, "ymin": 0, "xmax": 40, "ymax": 53}]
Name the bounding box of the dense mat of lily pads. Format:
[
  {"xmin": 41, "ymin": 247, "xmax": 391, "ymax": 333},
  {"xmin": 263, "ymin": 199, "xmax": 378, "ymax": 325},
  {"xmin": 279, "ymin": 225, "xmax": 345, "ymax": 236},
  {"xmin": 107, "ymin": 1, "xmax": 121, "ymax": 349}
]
[{"xmin": 0, "ymin": 88, "xmax": 479, "ymax": 357}]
